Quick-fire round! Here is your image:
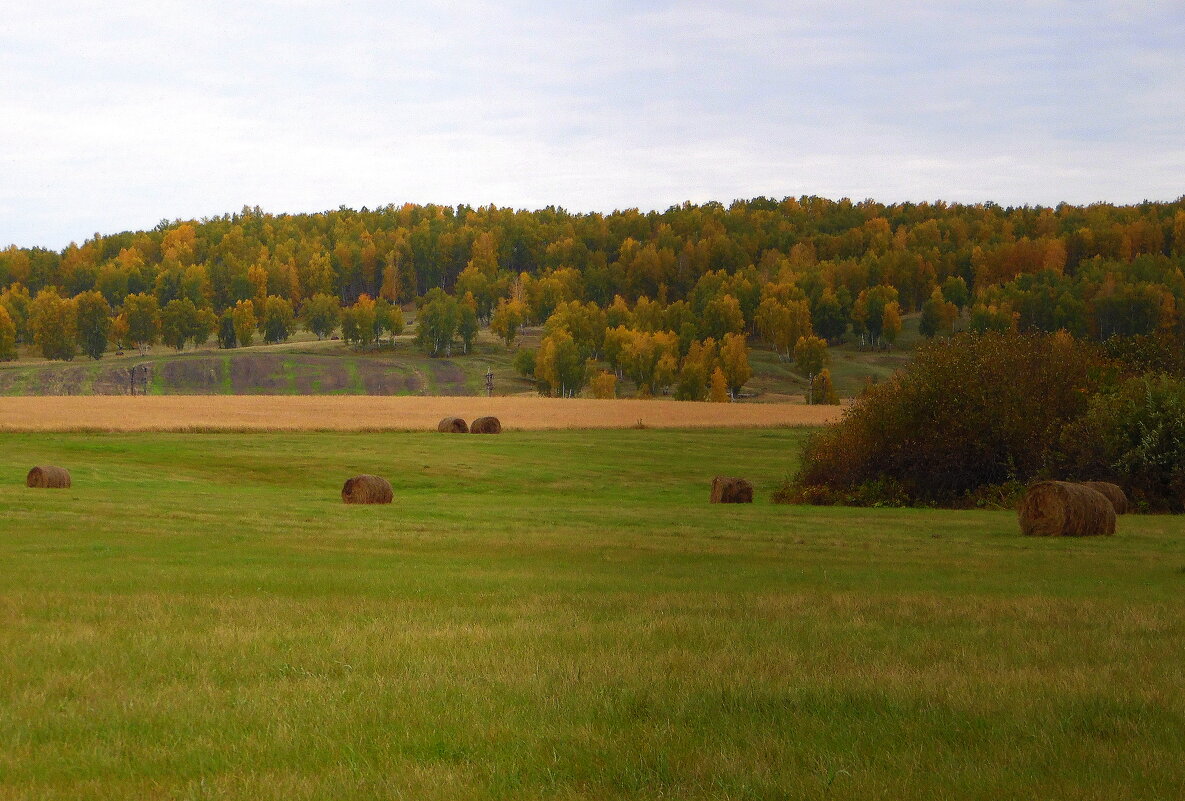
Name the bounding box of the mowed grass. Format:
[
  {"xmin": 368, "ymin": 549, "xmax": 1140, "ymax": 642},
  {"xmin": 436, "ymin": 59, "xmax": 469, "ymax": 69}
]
[{"xmin": 1, "ymin": 429, "xmax": 1183, "ymax": 800}]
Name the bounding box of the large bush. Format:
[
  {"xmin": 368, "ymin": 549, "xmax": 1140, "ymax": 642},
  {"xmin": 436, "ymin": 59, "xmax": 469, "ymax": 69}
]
[
  {"xmin": 1050, "ymin": 374, "xmax": 1185, "ymax": 512},
  {"xmin": 785, "ymin": 332, "xmax": 1102, "ymax": 505}
]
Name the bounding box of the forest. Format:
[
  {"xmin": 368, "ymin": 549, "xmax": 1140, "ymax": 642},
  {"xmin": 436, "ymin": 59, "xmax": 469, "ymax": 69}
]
[{"xmin": 1, "ymin": 196, "xmax": 1184, "ymax": 398}]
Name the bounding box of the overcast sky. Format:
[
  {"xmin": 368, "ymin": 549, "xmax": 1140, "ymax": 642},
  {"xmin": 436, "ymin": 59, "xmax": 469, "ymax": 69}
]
[{"xmin": 1, "ymin": 0, "xmax": 1182, "ymax": 249}]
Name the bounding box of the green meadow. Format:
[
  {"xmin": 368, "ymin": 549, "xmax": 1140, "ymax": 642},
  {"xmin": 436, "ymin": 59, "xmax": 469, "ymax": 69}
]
[{"xmin": 1, "ymin": 429, "xmax": 1183, "ymax": 800}]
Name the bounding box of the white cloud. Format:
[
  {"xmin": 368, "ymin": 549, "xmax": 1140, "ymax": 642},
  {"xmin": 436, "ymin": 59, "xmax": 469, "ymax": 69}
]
[{"xmin": 1, "ymin": 1, "xmax": 1182, "ymax": 248}]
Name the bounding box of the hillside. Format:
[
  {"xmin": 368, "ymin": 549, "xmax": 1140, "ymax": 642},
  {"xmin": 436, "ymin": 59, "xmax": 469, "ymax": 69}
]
[{"xmin": 0, "ymin": 316, "xmax": 921, "ymax": 399}]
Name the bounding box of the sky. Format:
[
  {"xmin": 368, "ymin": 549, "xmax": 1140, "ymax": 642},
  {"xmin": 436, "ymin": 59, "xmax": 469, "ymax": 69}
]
[{"xmin": 1, "ymin": 0, "xmax": 1182, "ymax": 249}]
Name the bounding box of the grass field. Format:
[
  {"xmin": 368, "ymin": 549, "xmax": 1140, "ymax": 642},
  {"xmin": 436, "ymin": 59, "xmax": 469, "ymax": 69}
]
[{"xmin": 2, "ymin": 428, "xmax": 1183, "ymax": 800}]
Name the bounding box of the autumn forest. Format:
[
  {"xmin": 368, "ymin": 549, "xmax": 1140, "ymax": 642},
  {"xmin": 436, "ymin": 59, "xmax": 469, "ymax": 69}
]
[{"xmin": 2, "ymin": 196, "xmax": 1184, "ymax": 398}]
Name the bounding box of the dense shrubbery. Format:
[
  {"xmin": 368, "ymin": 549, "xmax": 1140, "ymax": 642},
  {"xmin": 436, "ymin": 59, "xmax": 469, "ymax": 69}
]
[
  {"xmin": 1050, "ymin": 374, "xmax": 1185, "ymax": 512},
  {"xmin": 781, "ymin": 332, "xmax": 1103, "ymax": 506}
]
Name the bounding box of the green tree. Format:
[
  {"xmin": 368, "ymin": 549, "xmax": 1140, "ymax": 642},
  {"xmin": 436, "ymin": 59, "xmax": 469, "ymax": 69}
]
[
  {"xmin": 416, "ymin": 289, "xmax": 460, "ymax": 355},
  {"xmin": 701, "ymin": 294, "xmax": 745, "ymax": 340},
  {"xmin": 260, "ymin": 296, "xmax": 295, "ymax": 344},
  {"xmin": 303, "ymin": 293, "xmax": 341, "ymax": 340},
  {"xmin": 794, "ymin": 334, "xmax": 830, "ymax": 401},
  {"xmin": 218, "ymin": 310, "xmax": 237, "ymax": 348},
  {"xmin": 161, "ymin": 298, "xmax": 200, "ymax": 351},
  {"xmin": 490, "ymin": 298, "xmax": 526, "ymax": 348},
  {"xmin": 74, "ymin": 290, "xmax": 112, "ymax": 360},
  {"xmin": 122, "ymin": 293, "xmax": 161, "ymax": 355},
  {"xmin": 30, "ymin": 288, "xmax": 77, "ymax": 360},
  {"xmin": 719, "ymin": 332, "xmax": 751, "ymax": 398},
  {"xmin": 535, "ymin": 329, "xmax": 586, "ymax": 397},
  {"xmin": 458, "ymin": 294, "xmax": 479, "ymax": 354},
  {"xmin": 812, "ymin": 288, "xmax": 848, "ymax": 342}
]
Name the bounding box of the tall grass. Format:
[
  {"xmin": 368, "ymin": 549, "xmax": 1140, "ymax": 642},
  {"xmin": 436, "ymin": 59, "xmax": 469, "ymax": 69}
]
[{"xmin": 0, "ymin": 429, "xmax": 1182, "ymax": 800}]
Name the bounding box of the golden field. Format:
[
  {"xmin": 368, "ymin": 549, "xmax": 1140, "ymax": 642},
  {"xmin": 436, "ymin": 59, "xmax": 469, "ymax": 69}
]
[{"xmin": 0, "ymin": 395, "xmax": 844, "ymax": 432}]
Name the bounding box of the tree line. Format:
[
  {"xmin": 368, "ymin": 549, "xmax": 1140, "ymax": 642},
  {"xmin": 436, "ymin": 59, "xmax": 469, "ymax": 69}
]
[{"xmin": 2, "ymin": 196, "xmax": 1183, "ymax": 394}]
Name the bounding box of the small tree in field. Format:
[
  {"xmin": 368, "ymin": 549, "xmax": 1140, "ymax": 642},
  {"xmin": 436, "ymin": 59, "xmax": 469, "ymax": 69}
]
[
  {"xmin": 74, "ymin": 290, "xmax": 111, "ymax": 359},
  {"xmin": 708, "ymin": 367, "xmax": 730, "ymax": 402},
  {"xmin": 303, "ymin": 293, "xmax": 341, "ymax": 340},
  {"xmin": 794, "ymin": 334, "xmax": 829, "ymax": 402},
  {"xmin": 590, "ymin": 370, "xmax": 617, "ymax": 399},
  {"xmin": 260, "ymin": 296, "xmax": 295, "ymax": 344},
  {"xmin": 719, "ymin": 332, "xmax": 751, "ymax": 399},
  {"xmin": 123, "ymin": 293, "xmax": 161, "ymax": 355},
  {"xmin": 30, "ymin": 288, "xmax": 77, "ymax": 360}
]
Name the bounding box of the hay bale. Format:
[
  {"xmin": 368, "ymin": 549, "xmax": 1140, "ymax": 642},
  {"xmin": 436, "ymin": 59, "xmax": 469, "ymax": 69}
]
[
  {"xmin": 341, "ymin": 474, "xmax": 393, "ymax": 504},
  {"xmin": 437, "ymin": 416, "xmax": 469, "ymax": 433},
  {"xmin": 470, "ymin": 416, "xmax": 502, "ymax": 434},
  {"xmin": 1017, "ymin": 480, "xmax": 1115, "ymax": 536},
  {"xmin": 711, "ymin": 476, "xmax": 753, "ymax": 504},
  {"xmin": 26, "ymin": 466, "xmax": 71, "ymax": 489},
  {"xmin": 1078, "ymin": 481, "xmax": 1129, "ymax": 515}
]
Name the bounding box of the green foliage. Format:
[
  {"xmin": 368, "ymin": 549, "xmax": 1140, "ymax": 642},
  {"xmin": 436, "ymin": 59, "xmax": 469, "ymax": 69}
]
[
  {"xmin": 260, "ymin": 296, "xmax": 295, "ymax": 344},
  {"xmin": 73, "ymin": 290, "xmax": 111, "ymax": 360},
  {"xmin": 786, "ymin": 332, "xmax": 1102, "ymax": 505},
  {"xmin": 513, "ymin": 347, "xmax": 536, "ymax": 378},
  {"xmin": 415, "ymin": 288, "xmax": 460, "ymax": 356},
  {"xmin": 1051, "ymin": 374, "xmax": 1185, "ymax": 511},
  {"xmin": 122, "ymin": 292, "xmax": 161, "ymax": 355},
  {"xmin": 217, "ymin": 310, "xmax": 237, "ymax": 349},
  {"xmin": 30, "ymin": 288, "xmax": 76, "ymax": 360},
  {"xmin": 535, "ymin": 329, "xmax": 586, "ymax": 397},
  {"xmin": 793, "ymin": 334, "xmax": 830, "ymax": 379},
  {"xmin": 302, "ymin": 293, "xmax": 341, "ymax": 340},
  {"xmin": 161, "ymin": 298, "xmax": 212, "ymax": 351}
]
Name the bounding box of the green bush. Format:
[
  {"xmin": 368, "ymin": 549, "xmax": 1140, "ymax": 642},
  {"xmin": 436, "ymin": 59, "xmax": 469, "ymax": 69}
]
[
  {"xmin": 1050, "ymin": 374, "xmax": 1185, "ymax": 511},
  {"xmin": 781, "ymin": 332, "xmax": 1102, "ymax": 506}
]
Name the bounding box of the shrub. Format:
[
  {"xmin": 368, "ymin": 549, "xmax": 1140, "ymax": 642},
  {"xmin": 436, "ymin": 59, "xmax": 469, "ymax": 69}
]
[
  {"xmin": 783, "ymin": 332, "xmax": 1101, "ymax": 506},
  {"xmin": 1050, "ymin": 374, "xmax": 1185, "ymax": 511}
]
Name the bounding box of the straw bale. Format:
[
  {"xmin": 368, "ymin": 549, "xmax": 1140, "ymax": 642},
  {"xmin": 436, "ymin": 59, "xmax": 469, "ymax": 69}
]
[
  {"xmin": 341, "ymin": 474, "xmax": 393, "ymax": 504},
  {"xmin": 711, "ymin": 476, "xmax": 753, "ymax": 504},
  {"xmin": 26, "ymin": 466, "xmax": 71, "ymax": 489},
  {"xmin": 1078, "ymin": 481, "xmax": 1129, "ymax": 515},
  {"xmin": 1017, "ymin": 480, "xmax": 1115, "ymax": 536},
  {"xmin": 437, "ymin": 416, "xmax": 469, "ymax": 433},
  {"xmin": 470, "ymin": 416, "xmax": 502, "ymax": 434}
]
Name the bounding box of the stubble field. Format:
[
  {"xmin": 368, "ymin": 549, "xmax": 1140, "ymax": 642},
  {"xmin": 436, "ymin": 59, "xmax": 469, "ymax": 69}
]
[
  {"xmin": 1, "ymin": 427, "xmax": 1182, "ymax": 800},
  {"xmin": 0, "ymin": 395, "xmax": 843, "ymax": 432}
]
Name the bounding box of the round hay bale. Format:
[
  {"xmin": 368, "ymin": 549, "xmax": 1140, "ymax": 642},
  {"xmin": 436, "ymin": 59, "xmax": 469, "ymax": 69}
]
[
  {"xmin": 26, "ymin": 466, "xmax": 71, "ymax": 489},
  {"xmin": 1077, "ymin": 481, "xmax": 1129, "ymax": 515},
  {"xmin": 437, "ymin": 416, "xmax": 469, "ymax": 433},
  {"xmin": 1017, "ymin": 480, "xmax": 1115, "ymax": 536},
  {"xmin": 341, "ymin": 474, "xmax": 393, "ymax": 504},
  {"xmin": 711, "ymin": 476, "xmax": 753, "ymax": 504},
  {"xmin": 470, "ymin": 416, "xmax": 502, "ymax": 434}
]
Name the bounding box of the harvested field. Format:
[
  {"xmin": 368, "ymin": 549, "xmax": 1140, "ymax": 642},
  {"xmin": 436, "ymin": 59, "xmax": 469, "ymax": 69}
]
[{"xmin": 0, "ymin": 395, "xmax": 844, "ymax": 432}]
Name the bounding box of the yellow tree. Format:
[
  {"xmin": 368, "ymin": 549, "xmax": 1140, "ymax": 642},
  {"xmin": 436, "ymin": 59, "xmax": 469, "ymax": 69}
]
[
  {"xmin": 881, "ymin": 301, "xmax": 903, "ymax": 348},
  {"xmin": 232, "ymin": 299, "xmax": 257, "ymax": 347},
  {"xmin": 490, "ymin": 298, "xmax": 527, "ymax": 347},
  {"xmin": 708, "ymin": 367, "xmax": 729, "ymax": 402},
  {"xmin": 793, "ymin": 335, "xmax": 830, "ymax": 401},
  {"xmin": 30, "ymin": 288, "xmax": 77, "ymax": 360},
  {"xmin": 719, "ymin": 332, "xmax": 751, "ymax": 399},
  {"xmin": 0, "ymin": 305, "xmax": 15, "ymax": 360}
]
